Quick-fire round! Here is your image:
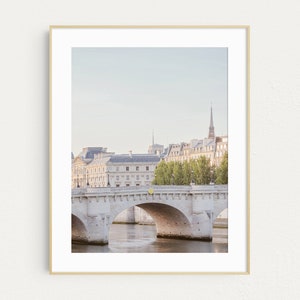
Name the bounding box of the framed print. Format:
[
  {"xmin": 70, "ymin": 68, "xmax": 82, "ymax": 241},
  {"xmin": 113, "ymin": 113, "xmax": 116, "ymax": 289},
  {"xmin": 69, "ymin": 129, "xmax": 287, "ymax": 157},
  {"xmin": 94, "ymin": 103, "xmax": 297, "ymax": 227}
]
[{"xmin": 50, "ymin": 26, "xmax": 249, "ymax": 274}]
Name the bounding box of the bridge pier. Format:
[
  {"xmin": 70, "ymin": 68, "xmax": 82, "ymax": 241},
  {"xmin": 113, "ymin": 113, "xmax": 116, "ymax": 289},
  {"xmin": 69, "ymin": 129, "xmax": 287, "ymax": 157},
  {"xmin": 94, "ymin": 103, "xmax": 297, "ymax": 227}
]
[
  {"xmin": 86, "ymin": 214, "xmax": 109, "ymax": 245},
  {"xmin": 190, "ymin": 212, "xmax": 213, "ymax": 241}
]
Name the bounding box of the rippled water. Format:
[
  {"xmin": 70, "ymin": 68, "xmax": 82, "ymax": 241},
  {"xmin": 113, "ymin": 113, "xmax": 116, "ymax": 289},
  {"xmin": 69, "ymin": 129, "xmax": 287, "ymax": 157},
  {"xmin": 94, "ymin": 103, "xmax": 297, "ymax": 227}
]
[{"xmin": 72, "ymin": 224, "xmax": 227, "ymax": 253}]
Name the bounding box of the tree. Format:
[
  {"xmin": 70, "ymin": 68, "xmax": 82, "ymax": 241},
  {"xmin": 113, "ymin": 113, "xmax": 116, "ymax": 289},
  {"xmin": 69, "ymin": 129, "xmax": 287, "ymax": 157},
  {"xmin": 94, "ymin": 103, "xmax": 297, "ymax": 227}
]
[
  {"xmin": 193, "ymin": 156, "xmax": 211, "ymax": 185},
  {"xmin": 173, "ymin": 161, "xmax": 184, "ymax": 185},
  {"xmin": 166, "ymin": 161, "xmax": 175, "ymax": 185},
  {"xmin": 152, "ymin": 160, "xmax": 168, "ymax": 185},
  {"xmin": 215, "ymin": 152, "xmax": 228, "ymax": 184},
  {"xmin": 153, "ymin": 157, "xmax": 215, "ymax": 186},
  {"xmin": 182, "ymin": 160, "xmax": 191, "ymax": 185}
]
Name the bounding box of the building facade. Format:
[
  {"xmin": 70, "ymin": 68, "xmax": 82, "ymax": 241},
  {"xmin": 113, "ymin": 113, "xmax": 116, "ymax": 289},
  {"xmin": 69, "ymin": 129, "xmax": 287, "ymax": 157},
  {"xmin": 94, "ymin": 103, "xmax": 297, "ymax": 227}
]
[
  {"xmin": 165, "ymin": 136, "xmax": 227, "ymax": 166},
  {"xmin": 71, "ymin": 147, "xmax": 114, "ymax": 188},
  {"xmin": 72, "ymin": 156, "xmax": 88, "ymax": 188},
  {"xmin": 164, "ymin": 107, "xmax": 228, "ymax": 166},
  {"xmin": 72, "ymin": 152, "xmax": 160, "ymax": 188}
]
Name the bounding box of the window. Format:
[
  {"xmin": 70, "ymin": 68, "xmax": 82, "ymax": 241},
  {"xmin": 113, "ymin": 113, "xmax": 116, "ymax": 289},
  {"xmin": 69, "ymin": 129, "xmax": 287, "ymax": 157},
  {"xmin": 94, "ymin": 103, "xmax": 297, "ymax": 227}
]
[
  {"xmin": 126, "ymin": 175, "xmax": 129, "ymax": 180},
  {"xmin": 116, "ymin": 184, "xmax": 120, "ymax": 187},
  {"xmin": 126, "ymin": 183, "xmax": 130, "ymax": 187},
  {"xmin": 116, "ymin": 176, "xmax": 119, "ymax": 180},
  {"xmin": 126, "ymin": 166, "xmax": 129, "ymax": 171},
  {"xmin": 146, "ymin": 166, "xmax": 149, "ymax": 171},
  {"xmin": 136, "ymin": 175, "xmax": 139, "ymax": 180},
  {"xmin": 146, "ymin": 175, "xmax": 149, "ymax": 180},
  {"xmin": 136, "ymin": 166, "xmax": 139, "ymax": 171}
]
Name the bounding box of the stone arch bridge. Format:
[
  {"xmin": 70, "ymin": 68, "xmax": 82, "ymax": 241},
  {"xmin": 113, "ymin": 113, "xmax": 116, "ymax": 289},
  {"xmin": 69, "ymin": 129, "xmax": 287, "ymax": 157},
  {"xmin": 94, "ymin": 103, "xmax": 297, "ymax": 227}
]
[{"xmin": 72, "ymin": 185, "xmax": 228, "ymax": 245}]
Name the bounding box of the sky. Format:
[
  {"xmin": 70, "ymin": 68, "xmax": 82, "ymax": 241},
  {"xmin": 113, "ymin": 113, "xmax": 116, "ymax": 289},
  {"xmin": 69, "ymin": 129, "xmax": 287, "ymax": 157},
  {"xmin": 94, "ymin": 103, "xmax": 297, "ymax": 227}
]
[{"xmin": 72, "ymin": 47, "xmax": 227, "ymax": 156}]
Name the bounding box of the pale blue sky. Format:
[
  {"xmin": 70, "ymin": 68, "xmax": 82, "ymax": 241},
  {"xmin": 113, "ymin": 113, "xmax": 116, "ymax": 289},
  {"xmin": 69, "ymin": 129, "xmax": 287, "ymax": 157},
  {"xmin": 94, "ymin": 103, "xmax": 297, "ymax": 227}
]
[{"xmin": 72, "ymin": 48, "xmax": 227, "ymax": 156}]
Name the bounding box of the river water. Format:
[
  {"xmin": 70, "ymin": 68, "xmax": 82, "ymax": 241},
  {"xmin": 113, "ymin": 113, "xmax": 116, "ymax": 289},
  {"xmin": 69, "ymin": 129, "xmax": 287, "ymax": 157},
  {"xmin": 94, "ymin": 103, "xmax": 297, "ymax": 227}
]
[{"xmin": 72, "ymin": 224, "xmax": 227, "ymax": 253}]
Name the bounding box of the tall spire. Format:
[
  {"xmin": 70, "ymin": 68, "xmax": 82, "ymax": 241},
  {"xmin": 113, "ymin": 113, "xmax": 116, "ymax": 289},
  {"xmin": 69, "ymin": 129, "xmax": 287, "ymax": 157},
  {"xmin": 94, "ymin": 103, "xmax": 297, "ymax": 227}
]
[
  {"xmin": 208, "ymin": 105, "xmax": 215, "ymax": 138},
  {"xmin": 152, "ymin": 129, "xmax": 154, "ymax": 145}
]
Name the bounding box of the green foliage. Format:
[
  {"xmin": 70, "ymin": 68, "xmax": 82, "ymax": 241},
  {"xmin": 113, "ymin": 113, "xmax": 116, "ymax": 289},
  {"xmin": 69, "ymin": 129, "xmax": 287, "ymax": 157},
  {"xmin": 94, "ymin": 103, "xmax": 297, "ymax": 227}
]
[
  {"xmin": 182, "ymin": 161, "xmax": 191, "ymax": 185},
  {"xmin": 192, "ymin": 156, "xmax": 211, "ymax": 185},
  {"xmin": 215, "ymin": 152, "xmax": 228, "ymax": 184},
  {"xmin": 152, "ymin": 156, "xmax": 214, "ymax": 185},
  {"xmin": 173, "ymin": 161, "xmax": 184, "ymax": 185},
  {"xmin": 152, "ymin": 160, "xmax": 168, "ymax": 185}
]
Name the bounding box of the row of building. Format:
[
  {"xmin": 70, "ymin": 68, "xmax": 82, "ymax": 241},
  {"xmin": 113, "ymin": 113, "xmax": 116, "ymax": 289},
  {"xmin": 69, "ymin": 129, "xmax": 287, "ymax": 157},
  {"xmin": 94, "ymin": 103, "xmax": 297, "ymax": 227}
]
[
  {"xmin": 72, "ymin": 108, "xmax": 228, "ymax": 188},
  {"xmin": 72, "ymin": 151, "xmax": 160, "ymax": 189}
]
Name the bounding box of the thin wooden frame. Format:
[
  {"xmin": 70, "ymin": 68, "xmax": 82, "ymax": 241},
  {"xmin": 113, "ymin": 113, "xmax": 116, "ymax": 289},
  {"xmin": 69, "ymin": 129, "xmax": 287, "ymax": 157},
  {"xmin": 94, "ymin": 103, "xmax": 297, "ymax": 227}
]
[{"xmin": 49, "ymin": 25, "xmax": 250, "ymax": 274}]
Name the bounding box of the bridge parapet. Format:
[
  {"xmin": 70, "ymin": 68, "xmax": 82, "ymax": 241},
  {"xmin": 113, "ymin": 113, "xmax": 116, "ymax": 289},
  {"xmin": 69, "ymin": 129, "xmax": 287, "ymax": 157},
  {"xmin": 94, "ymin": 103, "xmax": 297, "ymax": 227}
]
[{"xmin": 72, "ymin": 184, "xmax": 228, "ymax": 196}]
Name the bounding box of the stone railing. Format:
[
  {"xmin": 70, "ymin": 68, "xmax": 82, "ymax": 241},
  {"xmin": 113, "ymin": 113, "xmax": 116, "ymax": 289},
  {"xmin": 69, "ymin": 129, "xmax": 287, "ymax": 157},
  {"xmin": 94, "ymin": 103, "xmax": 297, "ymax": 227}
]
[{"xmin": 72, "ymin": 184, "xmax": 228, "ymax": 196}]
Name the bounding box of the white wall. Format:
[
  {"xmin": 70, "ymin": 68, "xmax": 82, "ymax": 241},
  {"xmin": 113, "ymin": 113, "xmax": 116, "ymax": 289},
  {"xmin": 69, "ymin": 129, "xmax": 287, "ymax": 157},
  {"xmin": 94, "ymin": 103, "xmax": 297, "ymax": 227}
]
[{"xmin": 1, "ymin": 0, "xmax": 300, "ymax": 299}]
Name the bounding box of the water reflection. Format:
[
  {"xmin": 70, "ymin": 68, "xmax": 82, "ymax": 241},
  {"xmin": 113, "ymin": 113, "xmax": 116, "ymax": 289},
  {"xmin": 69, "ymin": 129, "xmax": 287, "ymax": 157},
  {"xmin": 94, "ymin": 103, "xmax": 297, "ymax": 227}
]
[{"xmin": 72, "ymin": 224, "xmax": 227, "ymax": 253}]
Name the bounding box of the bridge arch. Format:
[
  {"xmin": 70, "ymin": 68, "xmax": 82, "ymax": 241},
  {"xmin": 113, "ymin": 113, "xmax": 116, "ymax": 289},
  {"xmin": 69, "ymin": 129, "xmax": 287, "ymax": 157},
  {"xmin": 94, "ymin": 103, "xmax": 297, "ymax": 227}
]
[
  {"xmin": 212, "ymin": 195, "xmax": 228, "ymax": 223},
  {"xmin": 110, "ymin": 203, "xmax": 192, "ymax": 240},
  {"xmin": 213, "ymin": 208, "xmax": 228, "ymax": 227},
  {"xmin": 72, "ymin": 212, "xmax": 88, "ymax": 243},
  {"xmin": 212, "ymin": 208, "xmax": 228, "ymax": 244}
]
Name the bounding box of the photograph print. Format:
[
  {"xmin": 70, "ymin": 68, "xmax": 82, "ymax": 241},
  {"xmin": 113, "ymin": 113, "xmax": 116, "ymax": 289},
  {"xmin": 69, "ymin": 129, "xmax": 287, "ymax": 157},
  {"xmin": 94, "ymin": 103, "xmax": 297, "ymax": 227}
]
[{"xmin": 71, "ymin": 47, "xmax": 229, "ymax": 254}]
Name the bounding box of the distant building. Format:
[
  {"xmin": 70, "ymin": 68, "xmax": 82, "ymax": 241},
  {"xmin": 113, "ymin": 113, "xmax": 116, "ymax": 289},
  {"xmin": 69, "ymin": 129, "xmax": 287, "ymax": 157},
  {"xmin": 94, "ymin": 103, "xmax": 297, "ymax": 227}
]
[
  {"xmin": 147, "ymin": 131, "xmax": 165, "ymax": 156},
  {"xmin": 77, "ymin": 147, "xmax": 112, "ymax": 161},
  {"xmin": 71, "ymin": 147, "xmax": 114, "ymax": 188},
  {"xmin": 164, "ymin": 107, "xmax": 227, "ymax": 166},
  {"xmin": 72, "ymin": 151, "xmax": 160, "ymax": 188},
  {"xmin": 72, "ymin": 156, "xmax": 88, "ymax": 188},
  {"xmin": 148, "ymin": 144, "xmax": 165, "ymax": 156}
]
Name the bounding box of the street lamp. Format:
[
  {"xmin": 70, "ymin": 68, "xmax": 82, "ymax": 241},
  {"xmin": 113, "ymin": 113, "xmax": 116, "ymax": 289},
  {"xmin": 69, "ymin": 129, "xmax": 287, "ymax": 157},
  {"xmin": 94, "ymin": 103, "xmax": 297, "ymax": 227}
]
[{"xmin": 191, "ymin": 169, "xmax": 194, "ymax": 185}]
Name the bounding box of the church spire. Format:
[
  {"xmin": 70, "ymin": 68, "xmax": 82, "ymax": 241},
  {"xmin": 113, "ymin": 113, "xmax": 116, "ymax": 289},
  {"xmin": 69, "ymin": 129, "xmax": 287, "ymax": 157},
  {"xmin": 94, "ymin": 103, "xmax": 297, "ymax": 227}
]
[
  {"xmin": 152, "ymin": 129, "xmax": 154, "ymax": 145},
  {"xmin": 208, "ymin": 105, "xmax": 215, "ymax": 138}
]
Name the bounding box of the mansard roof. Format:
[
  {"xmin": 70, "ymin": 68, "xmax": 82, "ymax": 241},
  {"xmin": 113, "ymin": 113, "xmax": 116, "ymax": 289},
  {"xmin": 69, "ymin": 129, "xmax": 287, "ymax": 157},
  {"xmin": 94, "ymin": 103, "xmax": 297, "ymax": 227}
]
[
  {"xmin": 72, "ymin": 156, "xmax": 88, "ymax": 165},
  {"xmin": 108, "ymin": 154, "xmax": 160, "ymax": 164},
  {"xmin": 87, "ymin": 155, "xmax": 111, "ymax": 165},
  {"xmin": 78, "ymin": 147, "xmax": 108, "ymax": 159}
]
